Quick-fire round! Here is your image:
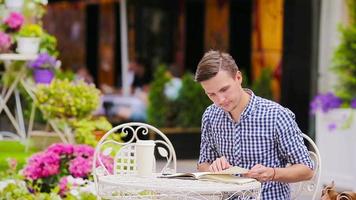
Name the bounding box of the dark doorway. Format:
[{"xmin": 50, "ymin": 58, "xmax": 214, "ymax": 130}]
[
  {"xmin": 281, "ymin": 0, "xmax": 320, "ymax": 136},
  {"xmin": 229, "ymin": 0, "xmax": 253, "ymax": 82}
]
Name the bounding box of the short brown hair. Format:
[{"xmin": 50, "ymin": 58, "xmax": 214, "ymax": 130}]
[{"xmin": 194, "ymin": 50, "xmax": 239, "ymax": 82}]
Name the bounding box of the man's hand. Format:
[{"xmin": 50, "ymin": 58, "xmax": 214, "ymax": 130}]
[
  {"xmin": 209, "ymin": 156, "xmax": 231, "ymax": 172},
  {"xmin": 245, "ymin": 164, "xmax": 274, "ymax": 182}
]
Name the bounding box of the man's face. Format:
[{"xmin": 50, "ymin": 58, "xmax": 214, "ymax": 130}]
[{"xmin": 201, "ymin": 70, "xmax": 243, "ymax": 112}]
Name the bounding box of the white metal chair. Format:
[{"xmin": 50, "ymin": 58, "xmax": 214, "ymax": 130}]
[
  {"xmin": 92, "ymin": 122, "xmax": 177, "ymax": 199},
  {"xmin": 291, "ymin": 133, "xmax": 322, "ymax": 200}
]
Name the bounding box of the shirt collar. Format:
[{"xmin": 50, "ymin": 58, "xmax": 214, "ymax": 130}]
[
  {"xmin": 240, "ymin": 89, "xmax": 257, "ymax": 118},
  {"xmin": 223, "ymin": 89, "xmax": 257, "ymax": 122}
]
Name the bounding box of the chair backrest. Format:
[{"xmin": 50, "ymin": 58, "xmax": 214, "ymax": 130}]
[
  {"xmin": 92, "ymin": 122, "xmax": 177, "ymax": 193},
  {"xmin": 290, "ymin": 133, "xmax": 322, "ymax": 200}
]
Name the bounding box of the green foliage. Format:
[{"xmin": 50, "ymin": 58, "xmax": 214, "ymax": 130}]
[
  {"xmin": 18, "ymin": 24, "xmax": 43, "ymax": 37},
  {"xmin": 147, "ymin": 66, "xmax": 211, "ymax": 128},
  {"xmin": 331, "ymin": 25, "xmax": 356, "ymax": 102},
  {"xmin": 174, "ymin": 73, "xmax": 211, "ymax": 127},
  {"xmin": 251, "ymin": 67, "xmax": 273, "ymax": 100},
  {"xmin": 55, "ymin": 70, "xmax": 75, "ymax": 81},
  {"xmin": 72, "ymin": 117, "xmax": 113, "ymax": 147},
  {"xmin": 40, "ymin": 32, "xmax": 59, "ymax": 57},
  {"xmin": 0, "ymin": 182, "xmax": 96, "ymax": 200},
  {"xmin": 0, "ymin": 141, "xmax": 37, "ymax": 174},
  {"xmin": 1, "ymin": 61, "xmax": 29, "ymax": 87},
  {"xmin": 347, "ymin": 0, "xmax": 356, "ymax": 25},
  {"xmin": 147, "ymin": 65, "xmax": 171, "ymax": 127},
  {"xmin": 35, "ymin": 79, "xmax": 101, "ymax": 120}
]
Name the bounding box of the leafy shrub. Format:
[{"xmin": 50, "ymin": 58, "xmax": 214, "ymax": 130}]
[{"xmin": 35, "ymin": 79, "xmax": 100, "ymax": 120}]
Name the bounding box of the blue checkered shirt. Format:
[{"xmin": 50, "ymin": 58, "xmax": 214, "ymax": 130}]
[{"xmin": 198, "ymin": 91, "xmax": 314, "ymax": 200}]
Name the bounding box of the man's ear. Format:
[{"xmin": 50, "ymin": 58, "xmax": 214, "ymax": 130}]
[{"xmin": 235, "ymin": 71, "xmax": 243, "ymax": 84}]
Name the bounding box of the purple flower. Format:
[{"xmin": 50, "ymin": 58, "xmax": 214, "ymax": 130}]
[
  {"xmin": 4, "ymin": 12, "xmax": 24, "ymax": 30},
  {"xmin": 310, "ymin": 92, "xmax": 343, "ymax": 114},
  {"xmin": 0, "ymin": 32, "xmax": 11, "ymax": 51},
  {"xmin": 328, "ymin": 123, "xmax": 337, "ymax": 131},
  {"xmin": 351, "ymin": 98, "xmax": 356, "ymax": 109},
  {"xmin": 28, "ymin": 53, "xmax": 57, "ymax": 69}
]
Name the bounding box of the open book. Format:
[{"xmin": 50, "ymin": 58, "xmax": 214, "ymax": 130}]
[{"xmin": 158, "ymin": 166, "xmax": 255, "ymax": 184}]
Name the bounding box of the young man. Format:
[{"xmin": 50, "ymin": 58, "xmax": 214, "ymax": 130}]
[{"xmin": 195, "ymin": 50, "xmax": 314, "ymax": 199}]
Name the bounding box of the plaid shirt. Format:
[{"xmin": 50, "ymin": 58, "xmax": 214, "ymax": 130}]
[{"xmin": 198, "ymin": 91, "xmax": 313, "ymax": 200}]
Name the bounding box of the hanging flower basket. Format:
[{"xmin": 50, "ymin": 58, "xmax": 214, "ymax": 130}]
[
  {"xmin": 33, "ymin": 68, "xmax": 54, "ymax": 84},
  {"xmin": 16, "ymin": 37, "xmax": 40, "ymax": 55}
]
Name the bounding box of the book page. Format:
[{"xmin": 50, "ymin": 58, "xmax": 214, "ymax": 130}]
[
  {"xmin": 198, "ymin": 174, "xmax": 255, "ymax": 184},
  {"xmin": 158, "ymin": 166, "xmax": 248, "ymax": 179},
  {"xmin": 213, "ymin": 166, "xmax": 249, "ymax": 175}
]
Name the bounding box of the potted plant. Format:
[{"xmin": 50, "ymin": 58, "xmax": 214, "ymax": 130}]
[
  {"xmin": 16, "ymin": 23, "xmax": 43, "ymax": 54},
  {"xmin": 311, "ymin": 0, "xmax": 356, "ymax": 190},
  {"xmin": 28, "ymin": 52, "xmax": 59, "ymax": 84},
  {"xmin": 34, "ymin": 79, "xmax": 101, "ymax": 143}
]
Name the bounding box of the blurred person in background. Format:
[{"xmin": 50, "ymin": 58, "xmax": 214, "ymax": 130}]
[{"xmin": 103, "ymin": 58, "xmax": 152, "ymax": 122}]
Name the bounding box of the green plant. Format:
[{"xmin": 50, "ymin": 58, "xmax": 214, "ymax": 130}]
[
  {"xmin": 331, "ymin": 25, "xmax": 356, "ymax": 103},
  {"xmin": 175, "ymin": 73, "xmax": 211, "ymax": 127},
  {"xmin": 147, "ymin": 65, "xmax": 171, "ymax": 127},
  {"xmin": 72, "ymin": 117, "xmax": 113, "ymax": 147},
  {"xmin": 40, "ymin": 32, "xmax": 59, "ymax": 57},
  {"xmin": 147, "ymin": 66, "xmax": 212, "ymax": 128},
  {"xmin": 0, "ymin": 60, "xmax": 29, "ymax": 87},
  {"xmin": 252, "ymin": 67, "xmax": 273, "ymax": 100},
  {"xmin": 35, "ymin": 79, "xmax": 100, "ymax": 120},
  {"xmin": 18, "ymin": 24, "xmax": 43, "ymax": 37}
]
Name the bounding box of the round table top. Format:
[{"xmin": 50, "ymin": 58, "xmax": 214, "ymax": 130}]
[{"xmin": 99, "ymin": 174, "xmax": 261, "ymax": 193}]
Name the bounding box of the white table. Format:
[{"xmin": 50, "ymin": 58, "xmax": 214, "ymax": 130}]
[{"xmin": 97, "ymin": 174, "xmax": 261, "ymax": 199}]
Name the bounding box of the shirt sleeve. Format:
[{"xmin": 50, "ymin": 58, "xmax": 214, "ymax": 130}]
[
  {"xmin": 198, "ymin": 109, "xmax": 219, "ymax": 164},
  {"xmin": 275, "ymin": 108, "xmax": 314, "ymax": 169}
]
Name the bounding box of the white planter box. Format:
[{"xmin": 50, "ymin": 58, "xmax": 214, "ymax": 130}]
[
  {"xmin": 316, "ymin": 108, "xmax": 356, "ymax": 191},
  {"xmin": 16, "ymin": 37, "xmax": 40, "ymax": 55}
]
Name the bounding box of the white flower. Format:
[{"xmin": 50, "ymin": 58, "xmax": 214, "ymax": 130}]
[{"xmin": 164, "ymin": 78, "xmax": 182, "ymax": 100}]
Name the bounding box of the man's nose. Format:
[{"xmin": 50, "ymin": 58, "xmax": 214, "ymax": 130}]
[{"xmin": 216, "ymin": 94, "xmax": 225, "ymax": 104}]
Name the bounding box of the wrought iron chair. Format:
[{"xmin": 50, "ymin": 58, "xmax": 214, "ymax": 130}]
[
  {"xmin": 92, "ymin": 122, "xmax": 177, "ymax": 199},
  {"xmin": 291, "ymin": 133, "xmax": 322, "ymax": 200}
]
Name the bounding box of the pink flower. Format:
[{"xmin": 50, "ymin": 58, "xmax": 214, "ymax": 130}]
[
  {"xmin": 22, "ymin": 142, "xmax": 114, "ymax": 194},
  {"xmin": 23, "ymin": 151, "xmax": 60, "ymax": 180},
  {"xmin": 4, "ymin": 12, "xmax": 24, "ymax": 30},
  {"xmin": 69, "ymin": 156, "xmax": 92, "ymax": 178},
  {"xmin": 59, "ymin": 176, "xmax": 69, "ymax": 194},
  {"xmin": 0, "ymin": 32, "xmax": 11, "ymax": 51},
  {"xmin": 6, "ymin": 158, "xmax": 17, "ymax": 171},
  {"xmin": 73, "ymin": 144, "xmax": 94, "ymax": 158},
  {"xmin": 46, "ymin": 143, "xmax": 74, "ymax": 156}
]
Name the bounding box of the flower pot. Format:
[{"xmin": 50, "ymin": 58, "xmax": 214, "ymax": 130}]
[
  {"xmin": 16, "ymin": 37, "xmax": 40, "ymax": 55},
  {"xmin": 34, "ymin": 69, "xmax": 54, "ymax": 84},
  {"xmin": 316, "ymin": 108, "xmax": 356, "ymax": 191},
  {"xmin": 5, "ymin": 0, "xmax": 24, "ymax": 10}
]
